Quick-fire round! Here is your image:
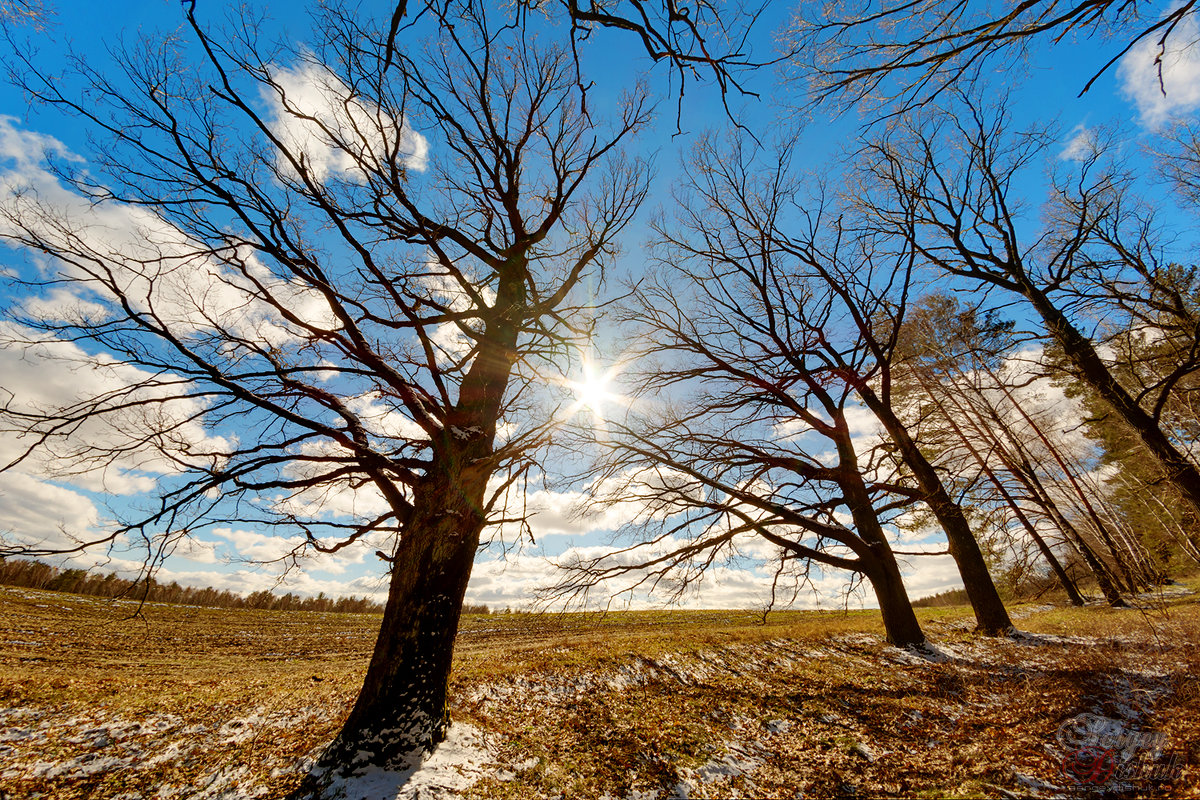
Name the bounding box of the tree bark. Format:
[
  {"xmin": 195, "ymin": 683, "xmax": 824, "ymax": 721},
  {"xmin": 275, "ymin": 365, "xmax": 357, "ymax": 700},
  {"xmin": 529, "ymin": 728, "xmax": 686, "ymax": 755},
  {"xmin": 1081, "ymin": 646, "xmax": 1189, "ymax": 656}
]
[
  {"xmin": 861, "ymin": 387, "xmax": 1014, "ymax": 635},
  {"xmin": 322, "ymin": 457, "xmax": 488, "ymax": 771},
  {"xmin": 863, "ymin": 550, "xmax": 927, "ymax": 647},
  {"xmin": 1022, "ymin": 281, "xmax": 1200, "ymax": 522},
  {"xmin": 836, "ymin": 443, "xmax": 926, "ymax": 647}
]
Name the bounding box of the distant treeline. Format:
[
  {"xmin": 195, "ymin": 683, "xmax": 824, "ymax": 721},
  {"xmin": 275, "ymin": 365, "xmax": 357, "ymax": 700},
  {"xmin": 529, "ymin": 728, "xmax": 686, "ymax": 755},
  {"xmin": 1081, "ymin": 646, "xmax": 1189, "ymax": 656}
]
[
  {"xmin": 0, "ymin": 557, "xmax": 490, "ymax": 615},
  {"xmin": 912, "ymin": 588, "xmax": 972, "ymax": 608}
]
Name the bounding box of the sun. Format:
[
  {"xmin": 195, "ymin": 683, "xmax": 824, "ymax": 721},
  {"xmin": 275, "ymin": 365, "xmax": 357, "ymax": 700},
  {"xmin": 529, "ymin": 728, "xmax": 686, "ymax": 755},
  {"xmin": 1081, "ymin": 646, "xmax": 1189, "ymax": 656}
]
[{"xmin": 566, "ymin": 360, "xmax": 622, "ymax": 419}]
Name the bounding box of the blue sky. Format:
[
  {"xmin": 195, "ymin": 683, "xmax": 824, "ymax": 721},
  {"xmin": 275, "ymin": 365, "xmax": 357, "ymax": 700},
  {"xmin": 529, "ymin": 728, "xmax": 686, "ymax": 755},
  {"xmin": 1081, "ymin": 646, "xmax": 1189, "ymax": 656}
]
[{"xmin": 1, "ymin": 0, "xmax": 1198, "ymax": 610}]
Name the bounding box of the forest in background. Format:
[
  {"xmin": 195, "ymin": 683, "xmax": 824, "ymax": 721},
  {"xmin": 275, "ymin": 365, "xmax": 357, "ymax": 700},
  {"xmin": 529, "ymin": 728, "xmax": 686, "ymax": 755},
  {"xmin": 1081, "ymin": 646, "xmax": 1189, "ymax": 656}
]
[{"xmin": 0, "ymin": 556, "xmax": 489, "ymax": 615}]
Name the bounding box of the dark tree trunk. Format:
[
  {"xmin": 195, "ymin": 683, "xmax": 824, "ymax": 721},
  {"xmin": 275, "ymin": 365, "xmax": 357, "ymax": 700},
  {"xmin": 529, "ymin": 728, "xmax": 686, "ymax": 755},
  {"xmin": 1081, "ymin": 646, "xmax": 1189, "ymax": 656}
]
[
  {"xmin": 318, "ymin": 267, "xmax": 524, "ymax": 774},
  {"xmin": 321, "ymin": 461, "xmax": 488, "ymax": 772},
  {"xmin": 863, "ymin": 551, "xmax": 926, "ymax": 647},
  {"xmin": 921, "ymin": 484, "xmax": 1014, "ymax": 634},
  {"xmin": 861, "ymin": 389, "xmax": 1014, "ymax": 635},
  {"xmin": 1023, "ymin": 282, "xmax": 1200, "ymax": 522},
  {"xmin": 836, "ymin": 433, "xmax": 926, "ymax": 647}
]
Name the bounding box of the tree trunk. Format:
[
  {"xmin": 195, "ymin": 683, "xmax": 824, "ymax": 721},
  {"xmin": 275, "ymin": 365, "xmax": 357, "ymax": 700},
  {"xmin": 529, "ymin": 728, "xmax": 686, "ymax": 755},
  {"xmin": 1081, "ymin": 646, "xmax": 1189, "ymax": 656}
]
[
  {"xmin": 321, "ymin": 460, "xmax": 487, "ymax": 772},
  {"xmin": 861, "ymin": 388, "xmax": 1014, "ymax": 635},
  {"xmin": 921, "ymin": 484, "xmax": 1014, "ymax": 634},
  {"xmin": 1023, "ymin": 282, "xmax": 1200, "ymax": 521},
  {"xmin": 835, "ymin": 431, "xmax": 926, "ymax": 647},
  {"xmin": 317, "ymin": 268, "xmax": 520, "ymax": 774},
  {"xmin": 863, "ymin": 551, "xmax": 927, "ymax": 647},
  {"xmin": 1014, "ymin": 464, "xmax": 1127, "ymax": 607}
]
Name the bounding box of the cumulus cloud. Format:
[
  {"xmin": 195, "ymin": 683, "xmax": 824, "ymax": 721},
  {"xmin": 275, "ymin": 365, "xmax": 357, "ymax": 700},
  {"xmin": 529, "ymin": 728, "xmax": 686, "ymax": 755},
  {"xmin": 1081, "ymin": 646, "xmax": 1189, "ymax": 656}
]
[
  {"xmin": 0, "ymin": 322, "xmax": 234, "ymax": 492},
  {"xmin": 774, "ymin": 403, "xmax": 881, "ymax": 442},
  {"xmin": 462, "ymin": 532, "xmax": 946, "ymax": 612},
  {"xmin": 266, "ymin": 62, "xmax": 428, "ymax": 183},
  {"xmin": 0, "ymin": 470, "xmax": 102, "ymax": 551},
  {"xmin": 0, "ymin": 117, "xmax": 339, "ymax": 345},
  {"xmin": 167, "ymin": 535, "xmax": 220, "ymax": 565},
  {"xmin": 1119, "ymin": 10, "xmax": 1200, "ymax": 129},
  {"xmin": 893, "ymin": 553, "xmax": 962, "ymax": 599}
]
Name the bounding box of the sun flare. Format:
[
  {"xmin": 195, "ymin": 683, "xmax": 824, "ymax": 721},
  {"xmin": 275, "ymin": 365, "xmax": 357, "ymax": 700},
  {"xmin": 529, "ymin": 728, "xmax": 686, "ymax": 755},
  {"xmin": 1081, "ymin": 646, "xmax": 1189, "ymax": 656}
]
[{"xmin": 567, "ymin": 361, "xmax": 623, "ymax": 420}]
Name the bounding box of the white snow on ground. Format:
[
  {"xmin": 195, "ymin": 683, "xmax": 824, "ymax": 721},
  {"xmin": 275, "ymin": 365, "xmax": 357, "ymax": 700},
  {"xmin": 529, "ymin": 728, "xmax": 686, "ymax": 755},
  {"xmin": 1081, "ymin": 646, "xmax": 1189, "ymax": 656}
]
[
  {"xmin": 673, "ymin": 739, "xmax": 763, "ymax": 796},
  {"xmin": 319, "ymin": 724, "xmax": 496, "ymax": 800},
  {"xmin": 0, "ymin": 704, "xmax": 332, "ymax": 796}
]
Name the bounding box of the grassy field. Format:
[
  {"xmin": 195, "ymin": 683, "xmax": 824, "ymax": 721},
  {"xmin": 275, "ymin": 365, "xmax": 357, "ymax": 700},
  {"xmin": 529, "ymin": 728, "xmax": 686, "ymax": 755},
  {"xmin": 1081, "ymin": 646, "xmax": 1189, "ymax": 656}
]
[{"xmin": 1, "ymin": 585, "xmax": 1198, "ymax": 799}]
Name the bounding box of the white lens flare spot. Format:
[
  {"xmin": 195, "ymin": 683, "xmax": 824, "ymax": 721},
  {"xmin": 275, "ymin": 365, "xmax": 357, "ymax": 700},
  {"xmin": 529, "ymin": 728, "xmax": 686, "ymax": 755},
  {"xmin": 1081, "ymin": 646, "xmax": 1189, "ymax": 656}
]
[{"xmin": 566, "ymin": 359, "xmax": 626, "ymax": 423}]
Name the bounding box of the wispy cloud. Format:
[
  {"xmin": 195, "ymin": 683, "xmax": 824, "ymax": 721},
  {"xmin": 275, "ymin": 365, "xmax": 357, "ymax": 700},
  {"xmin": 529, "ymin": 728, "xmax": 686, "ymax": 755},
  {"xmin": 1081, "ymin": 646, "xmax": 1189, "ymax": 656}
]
[
  {"xmin": 1119, "ymin": 11, "xmax": 1200, "ymax": 129},
  {"xmin": 1059, "ymin": 125, "xmax": 1098, "ymax": 161}
]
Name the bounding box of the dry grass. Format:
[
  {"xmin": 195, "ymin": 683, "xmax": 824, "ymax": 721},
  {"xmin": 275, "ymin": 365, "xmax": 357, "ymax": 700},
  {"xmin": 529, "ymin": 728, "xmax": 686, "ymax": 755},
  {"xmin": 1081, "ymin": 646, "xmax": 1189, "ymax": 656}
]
[{"xmin": 1, "ymin": 585, "xmax": 1198, "ymax": 798}]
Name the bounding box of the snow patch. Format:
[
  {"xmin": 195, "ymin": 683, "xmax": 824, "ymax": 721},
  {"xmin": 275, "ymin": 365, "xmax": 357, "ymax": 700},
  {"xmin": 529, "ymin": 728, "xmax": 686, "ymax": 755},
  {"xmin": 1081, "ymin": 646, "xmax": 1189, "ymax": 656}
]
[{"xmin": 320, "ymin": 724, "xmax": 496, "ymax": 800}]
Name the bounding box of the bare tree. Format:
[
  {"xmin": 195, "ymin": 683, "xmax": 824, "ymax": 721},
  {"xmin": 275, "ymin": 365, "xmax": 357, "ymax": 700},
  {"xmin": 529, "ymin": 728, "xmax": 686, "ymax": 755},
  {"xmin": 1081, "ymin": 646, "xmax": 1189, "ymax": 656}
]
[
  {"xmin": 562, "ymin": 132, "xmax": 1017, "ymax": 640},
  {"xmin": 0, "ymin": 0, "xmax": 649, "ymax": 774},
  {"xmin": 1157, "ymin": 122, "xmax": 1200, "ymax": 208},
  {"xmin": 856, "ymin": 96, "xmax": 1200, "ymax": 534},
  {"xmin": 384, "ymin": 0, "xmax": 778, "ymax": 127},
  {"xmin": 0, "ymin": 0, "xmax": 47, "ymax": 29},
  {"xmin": 556, "ymin": 136, "xmax": 928, "ymax": 646}
]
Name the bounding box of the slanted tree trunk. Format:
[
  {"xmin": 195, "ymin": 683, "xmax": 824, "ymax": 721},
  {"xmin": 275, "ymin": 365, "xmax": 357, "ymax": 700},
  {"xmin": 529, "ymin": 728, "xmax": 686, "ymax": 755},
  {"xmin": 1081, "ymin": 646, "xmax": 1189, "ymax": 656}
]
[
  {"xmin": 323, "ymin": 267, "xmax": 525, "ymax": 771},
  {"xmin": 1022, "ymin": 281, "xmax": 1200, "ymax": 522},
  {"xmin": 862, "ymin": 552, "xmax": 926, "ymax": 647},
  {"xmin": 861, "ymin": 388, "xmax": 1014, "ymax": 635},
  {"xmin": 981, "ymin": 369, "xmax": 1150, "ymax": 596},
  {"xmin": 838, "ymin": 446, "xmax": 926, "ymax": 647},
  {"xmin": 1001, "ymin": 488, "xmax": 1086, "ymax": 606},
  {"xmin": 324, "ymin": 458, "xmax": 488, "ymax": 768},
  {"xmin": 912, "ymin": 368, "xmax": 1086, "ymax": 606},
  {"xmin": 1011, "ymin": 461, "xmax": 1127, "ymax": 607}
]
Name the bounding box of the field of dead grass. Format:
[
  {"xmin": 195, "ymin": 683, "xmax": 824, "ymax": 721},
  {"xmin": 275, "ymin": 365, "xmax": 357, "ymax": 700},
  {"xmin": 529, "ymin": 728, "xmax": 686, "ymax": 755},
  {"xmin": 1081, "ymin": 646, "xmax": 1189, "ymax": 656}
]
[{"xmin": 1, "ymin": 583, "xmax": 1198, "ymax": 798}]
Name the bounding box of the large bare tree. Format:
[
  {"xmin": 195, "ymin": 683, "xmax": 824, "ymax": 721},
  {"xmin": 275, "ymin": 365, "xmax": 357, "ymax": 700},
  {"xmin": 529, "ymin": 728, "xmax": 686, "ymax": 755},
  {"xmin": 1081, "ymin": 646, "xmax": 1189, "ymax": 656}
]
[
  {"xmin": 384, "ymin": 0, "xmax": 777, "ymax": 123},
  {"xmin": 0, "ymin": 0, "xmax": 649, "ymax": 774},
  {"xmin": 856, "ymin": 97, "xmax": 1200, "ymax": 535},
  {"xmin": 561, "ymin": 133, "xmax": 1017, "ymax": 641}
]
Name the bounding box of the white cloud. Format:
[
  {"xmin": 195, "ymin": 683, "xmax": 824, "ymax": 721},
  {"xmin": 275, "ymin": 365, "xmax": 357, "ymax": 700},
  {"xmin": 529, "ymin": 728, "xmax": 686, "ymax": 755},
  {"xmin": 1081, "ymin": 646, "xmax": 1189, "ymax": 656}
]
[
  {"xmin": 0, "ymin": 118, "xmax": 339, "ymax": 346},
  {"xmin": 266, "ymin": 62, "xmax": 428, "ymax": 183},
  {"xmin": 343, "ymin": 392, "xmax": 428, "ymax": 441},
  {"xmin": 416, "ymin": 261, "xmax": 495, "ymax": 366},
  {"xmin": 464, "ymin": 519, "xmax": 964, "ymax": 612},
  {"xmin": 0, "ymin": 471, "xmax": 102, "ymax": 551},
  {"xmin": 894, "ymin": 553, "xmax": 962, "ymax": 599},
  {"xmin": 271, "ymin": 440, "xmax": 394, "ymax": 521},
  {"xmin": 1119, "ymin": 10, "xmax": 1200, "ymax": 129},
  {"xmin": 461, "ymin": 546, "xmax": 812, "ymax": 611},
  {"xmin": 213, "ymin": 527, "xmax": 298, "ymax": 564},
  {"xmin": 151, "ymin": 562, "xmax": 390, "ymax": 602},
  {"xmin": 167, "ymin": 535, "xmax": 220, "ymax": 565},
  {"xmin": 1060, "ymin": 125, "xmax": 1098, "ymax": 161},
  {"xmin": 0, "ymin": 322, "xmax": 234, "ymax": 494}
]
